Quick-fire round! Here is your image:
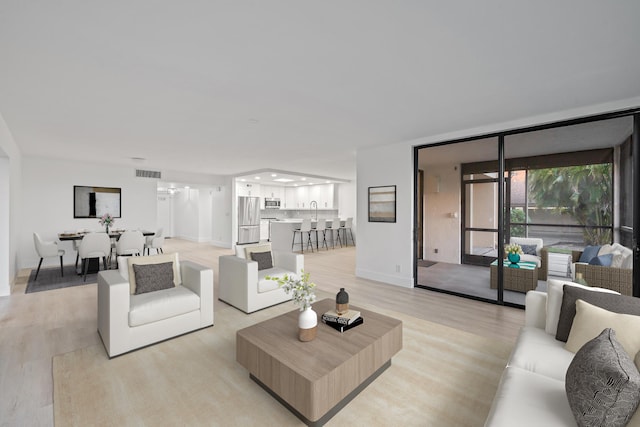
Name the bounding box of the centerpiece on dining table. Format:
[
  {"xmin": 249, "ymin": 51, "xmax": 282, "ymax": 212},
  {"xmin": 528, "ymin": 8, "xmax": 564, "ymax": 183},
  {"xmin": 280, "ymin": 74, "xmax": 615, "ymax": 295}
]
[
  {"xmin": 504, "ymin": 243, "xmax": 523, "ymax": 265},
  {"xmin": 99, "ymin": 213, "xmax": 115, "ymax": 234}
]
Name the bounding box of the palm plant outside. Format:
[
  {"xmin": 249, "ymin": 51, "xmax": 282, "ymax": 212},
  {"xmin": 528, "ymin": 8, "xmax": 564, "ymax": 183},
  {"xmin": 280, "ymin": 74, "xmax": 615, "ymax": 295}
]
[{"xmin": 527, "ymin": 164, "xmax": 612, "ymax": 245}]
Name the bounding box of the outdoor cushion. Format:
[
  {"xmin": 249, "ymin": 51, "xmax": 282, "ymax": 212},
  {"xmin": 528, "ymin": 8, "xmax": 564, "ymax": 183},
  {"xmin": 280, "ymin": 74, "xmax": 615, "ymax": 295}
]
[
  {"xmin": 578, "ymin": 245, "xmax": 601, "ymax": 263},
  {"xmin": 588, "ymin": 254, "xmax": 613, "ymax": 266}
]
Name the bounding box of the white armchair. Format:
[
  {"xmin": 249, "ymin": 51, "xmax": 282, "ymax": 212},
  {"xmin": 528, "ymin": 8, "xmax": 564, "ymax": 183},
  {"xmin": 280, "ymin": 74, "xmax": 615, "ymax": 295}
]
[
  {"xmin": 510, "ymin": 237, "xmax": 548, "ymax": 280},
  {"xmin": 97, "ymin": 253, "xmax": 214, "ymax": 357},
  {"xmin": 219, "ymin": 242, "xmax": 303, "ymax": 313}
]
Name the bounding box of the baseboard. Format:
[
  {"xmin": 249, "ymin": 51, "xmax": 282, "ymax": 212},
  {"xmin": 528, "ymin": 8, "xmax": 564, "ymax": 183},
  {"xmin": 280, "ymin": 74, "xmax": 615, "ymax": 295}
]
[
  {"xmin": 211, "ymin": 240, "xmax": 232, "ymax": 248},
  {"xmin": 355, "ymin": 268, "xmax": 413, "ymax": 288}
]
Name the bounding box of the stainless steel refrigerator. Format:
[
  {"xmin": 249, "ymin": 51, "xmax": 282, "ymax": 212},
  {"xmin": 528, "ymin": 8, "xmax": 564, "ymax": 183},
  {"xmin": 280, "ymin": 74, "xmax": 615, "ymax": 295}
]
[{"xmin": 237, "ymin": 196, "xmax": 261, "ymax": 244}]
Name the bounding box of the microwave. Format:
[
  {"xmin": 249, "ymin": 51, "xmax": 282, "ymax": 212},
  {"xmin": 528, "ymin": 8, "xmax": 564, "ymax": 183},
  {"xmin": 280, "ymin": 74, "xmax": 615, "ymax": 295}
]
[{"xmin": 265, "ymin": 198, "xmax": 281, "ymax": 209}]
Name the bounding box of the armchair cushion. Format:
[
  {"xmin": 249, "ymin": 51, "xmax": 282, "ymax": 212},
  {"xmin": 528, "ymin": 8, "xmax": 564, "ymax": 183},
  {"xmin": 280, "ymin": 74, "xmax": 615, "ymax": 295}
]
[
  {"xmin": 236, "ymin": 242, "xmax": 271, "ymax": 259},
  {"xmin": 578, "ymin": 245, "xmax": 601, "ymax": 263},
  {"xmin": 521, "ymin": 244, "xmax": 538, "ymax": 256},
  {"xmin": 129, "ymin": 285, "xmax": 200, "ymax": 327},
  {"xmin": 118, "ymin": 253, "xmax": 181, "ymax": 294},
  {"xmin": 510, "ymin": 237, "xmax": 543, "ymax": 256},
  {"xmin": 258, "ymin": 267, "xmax": 290, "ymax": 293},
  {"xmin": 133, "ymin": 262, "xmax": 175, "ymax": 295},
  {"xmin": 251, "ymin": 251, "xmax": 273, "ymax": 270}
]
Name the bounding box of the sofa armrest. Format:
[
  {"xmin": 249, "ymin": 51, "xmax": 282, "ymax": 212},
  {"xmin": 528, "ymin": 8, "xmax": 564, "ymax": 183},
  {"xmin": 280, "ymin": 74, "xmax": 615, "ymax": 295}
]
[
  {"xmin": 181, "ymin": 260, "xmax": 214, "ymax": 326},
  {"xmin": 524, "ymin": 290, "xmax": 547, "ymax": 329},
  {"xmin": 97, "ymin": 270, "xmax": 131, "ymax": 356},
  {"xmin": 218, "ymin": 255, "xmax": 259, "ymax": 312},
  {"xmin": 272, "ymin": 251, "xmax": 304, "ymax": 275}
]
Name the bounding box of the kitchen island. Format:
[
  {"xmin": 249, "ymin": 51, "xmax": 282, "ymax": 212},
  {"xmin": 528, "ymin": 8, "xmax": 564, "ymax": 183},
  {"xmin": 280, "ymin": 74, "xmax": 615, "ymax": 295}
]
[{"xmin": 270, "ymin": 219, "xmax": 345, "ymax": 252}]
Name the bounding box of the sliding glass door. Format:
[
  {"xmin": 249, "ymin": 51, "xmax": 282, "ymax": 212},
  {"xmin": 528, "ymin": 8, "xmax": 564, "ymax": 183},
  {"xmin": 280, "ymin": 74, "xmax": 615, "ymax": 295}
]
[{"xmin": 415, "ymin": 112, "xmax": 639, "ymax": 307}]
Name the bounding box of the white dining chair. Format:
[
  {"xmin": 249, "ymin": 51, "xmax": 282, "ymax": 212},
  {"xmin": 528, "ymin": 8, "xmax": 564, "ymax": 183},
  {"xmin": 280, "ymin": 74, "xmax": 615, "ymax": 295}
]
[
  {"xmin": 144, "ymin": 228, "xmax": 164, "ymax": 255},
  {"xmin": 116, "ymin": 230, "xmax": 145, "ymax": 257},
  {"xmin": 33, "ymin": 232, "xmax": 65, "ymax": 281},
  {"xmin": 78, "ymin": 232, "xmax": 111, "ymax": 281}
]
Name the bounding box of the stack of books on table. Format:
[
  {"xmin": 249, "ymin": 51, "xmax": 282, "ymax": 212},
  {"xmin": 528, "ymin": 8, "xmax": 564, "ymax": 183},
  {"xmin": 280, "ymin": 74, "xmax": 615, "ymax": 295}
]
[{"xmin": 321, "ymin": 309, "xmax": 364, "ymax": 333}]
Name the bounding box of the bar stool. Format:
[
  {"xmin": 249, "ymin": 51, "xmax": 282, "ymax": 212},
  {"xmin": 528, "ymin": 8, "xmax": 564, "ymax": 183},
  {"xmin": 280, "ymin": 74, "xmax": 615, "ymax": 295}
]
[
  {"xmin": 292, "ymin": 218, "xmax": 314, "ymax": 253},
  {"xmin": 329, "ymin": 218, "xmax": 342, "ymax": 249},
  {"xmin": 314, "ymin": 219, "xmax": 329, "ymax": 251},
  {"xmin": 340, "ymin": 217, "xmax": 355, "ymax": 246}
]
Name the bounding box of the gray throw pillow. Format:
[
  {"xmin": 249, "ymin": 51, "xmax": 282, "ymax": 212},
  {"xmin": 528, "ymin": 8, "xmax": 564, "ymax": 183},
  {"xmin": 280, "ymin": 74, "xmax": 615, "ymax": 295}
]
[
  {"xmin": 556, "ymin": 286, "xmax": 640, "ymax": 342},
  {"xmin": 520, "ymin": 244, "xmax": 537, "ymax": 256},
  {"xmin": 250, "ymin": 251, "xmax": 273, "ymax": 270},
  {"xmin": 566, "ymin": 328, "xmax": 640, "ymax": 427},
  {"xmin": 133, "ymin": 262, "xmax": 175, "ymax": 295}
]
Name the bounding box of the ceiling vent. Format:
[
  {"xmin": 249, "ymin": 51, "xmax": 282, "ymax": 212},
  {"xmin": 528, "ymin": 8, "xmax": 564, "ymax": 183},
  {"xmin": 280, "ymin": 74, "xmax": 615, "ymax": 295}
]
[{"xmin": 135, "ymin": 169, "xmax": 161, "ymax": 179}]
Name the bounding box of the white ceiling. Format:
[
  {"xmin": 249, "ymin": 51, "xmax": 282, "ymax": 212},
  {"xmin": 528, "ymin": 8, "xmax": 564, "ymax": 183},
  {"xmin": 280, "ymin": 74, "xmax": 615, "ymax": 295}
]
[{"xmin": 1, "ymin": 2, "xmax": 639, "ymax": 181}]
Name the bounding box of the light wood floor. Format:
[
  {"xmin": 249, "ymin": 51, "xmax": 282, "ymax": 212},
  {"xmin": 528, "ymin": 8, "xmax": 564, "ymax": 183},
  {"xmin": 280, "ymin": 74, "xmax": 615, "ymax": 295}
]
[{"xmin": 0, "ymin": 239, "xmax": 524, "ymax": 426}]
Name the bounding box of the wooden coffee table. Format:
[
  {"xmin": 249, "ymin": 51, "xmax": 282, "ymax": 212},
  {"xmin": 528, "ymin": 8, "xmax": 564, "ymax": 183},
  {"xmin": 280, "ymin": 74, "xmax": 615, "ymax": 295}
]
[{"xmin": 236, "ymin": 298, "xmax": 403, "ymax": 426}]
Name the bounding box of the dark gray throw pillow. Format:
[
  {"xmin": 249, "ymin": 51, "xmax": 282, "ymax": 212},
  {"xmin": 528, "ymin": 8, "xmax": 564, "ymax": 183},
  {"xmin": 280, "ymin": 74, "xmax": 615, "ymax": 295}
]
[
  {"xmin": 566, "ymin": 328, "xmax": 640, "ymax": 427},
  {"xmin": 556, "ymin": 286, "xmax": 640, "ymax": 342},
  {"xmin": 520, "ymin": 244, "xmax": 538, "ymax": 256},
  {"xmin": 133, "ymin": 262, "xmax": 175, "ymax": 295},
  {"xmin": 251, "ymin": 251, "xmax": 273, "ymax": 271}
]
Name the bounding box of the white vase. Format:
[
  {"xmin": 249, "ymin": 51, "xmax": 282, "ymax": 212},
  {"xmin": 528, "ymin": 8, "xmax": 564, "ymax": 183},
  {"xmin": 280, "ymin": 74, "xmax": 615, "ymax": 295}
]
[{"xmin": 298, "ymin": 306, "xmax": 318, "ymax": 342}]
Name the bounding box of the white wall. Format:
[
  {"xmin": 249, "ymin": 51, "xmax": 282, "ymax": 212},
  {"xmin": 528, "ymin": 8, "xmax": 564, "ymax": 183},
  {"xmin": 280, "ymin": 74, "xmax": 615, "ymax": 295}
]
[
  {"xmin": 356, "ymin": 142, "xmax": 414, "ymax": 287},
  {"xmin": 20, "ymin": 157, "xmax": 157, "ymax": 269},
  {"xmin": 338, "ymin": 180, "xmax": 357, "ymax": 239},
  {"xmin": 0, "ymin": 112, "xmax": 22, "ymax": 296},
  {"xmin": 211, "ymin": 180, "xmax": 232, "ymax": 248},
  {"xmin": 423, "ymin": 164, "xmax": 461, "ymax": 263},
  {"xmin": 173, "ymin": 188, "xmax": 201, "ymax": 242}
]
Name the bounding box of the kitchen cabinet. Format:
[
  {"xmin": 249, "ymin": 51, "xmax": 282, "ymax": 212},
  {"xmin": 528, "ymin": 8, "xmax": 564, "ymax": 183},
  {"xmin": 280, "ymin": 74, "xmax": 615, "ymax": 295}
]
[
  {"xmin": 295, "ymin": 186, "xmax": 309, "ymax": 208},
  {"xmin": 281, "ymin": 184, "xmax": 338, "ymax": 209},
  {"xmin": 284, "ymin": 187, "xmax": 295, "ymax": 209},
  {"xmin": 237, "ymin": 182, "xmax": 260, "ymax": 197},
  {"xmin": 261, "ymin": 185, "xmax": 285, "ymax": 209},
  {"xmin": 311, "ymin": 184, "xmax": 337, "ymax": 209}
]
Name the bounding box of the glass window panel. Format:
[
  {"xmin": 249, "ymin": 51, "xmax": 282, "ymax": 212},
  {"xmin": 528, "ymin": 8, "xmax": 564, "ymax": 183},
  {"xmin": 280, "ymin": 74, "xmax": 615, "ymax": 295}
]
[
  {"xmin": 465, "ymin": 182, "xmax": 498, "ymax": 230},
  {"xmin": 464, "ymin": 230, "xmax": 498, "ymax": 258}
]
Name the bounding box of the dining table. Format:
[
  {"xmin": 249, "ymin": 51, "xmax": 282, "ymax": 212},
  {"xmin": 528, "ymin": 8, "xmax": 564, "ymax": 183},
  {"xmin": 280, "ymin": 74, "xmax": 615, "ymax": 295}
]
[{"xmin": 58, "ymin": 230, "xmax": 155, "ymax": 274}]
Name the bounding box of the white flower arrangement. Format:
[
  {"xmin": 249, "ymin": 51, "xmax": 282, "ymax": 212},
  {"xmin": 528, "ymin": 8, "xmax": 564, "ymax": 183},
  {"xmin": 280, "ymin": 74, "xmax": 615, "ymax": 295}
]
[
  {"xmin": 267, "ymin": 270, "xmax": 316, "ymax": 311},
  {"xmin": 504, "ymin": 243, "xmax": 523, "ymax": 255}
]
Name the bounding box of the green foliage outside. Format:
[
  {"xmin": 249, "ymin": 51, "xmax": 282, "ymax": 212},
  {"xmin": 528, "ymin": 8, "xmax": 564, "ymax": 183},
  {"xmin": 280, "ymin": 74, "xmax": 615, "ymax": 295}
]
[
  {"xmin": 509, "ymin": 208, "xmax": 526, "ymax": 237},
  {"xmin": 527, "ymin": 164, "xmax": 612, "ymax": 245}
]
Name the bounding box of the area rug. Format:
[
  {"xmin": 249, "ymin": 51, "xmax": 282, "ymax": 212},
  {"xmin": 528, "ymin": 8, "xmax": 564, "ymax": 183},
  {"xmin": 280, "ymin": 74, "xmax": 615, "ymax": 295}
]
[
  {"xmin": 417, "ymin": 259, "xmax": 437, "ymax": 268},
  {"xmin": 53, "ymin": 300, "xmax": 513, "ymax": 426},
  {"xmin": 25, "ymin": 265, "xmax": 97, "ymax": 294}
]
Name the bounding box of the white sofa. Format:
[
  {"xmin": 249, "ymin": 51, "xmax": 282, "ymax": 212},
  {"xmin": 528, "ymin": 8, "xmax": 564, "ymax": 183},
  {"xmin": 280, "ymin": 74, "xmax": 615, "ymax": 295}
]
[
  {"xmin": 485, "ymin": 279, "xmax": 640, "ymax": 426},
  {"xmin": 97, "ymin": 253, "xmax": 214, "ymax": 358},
  {"xmin": 218, "ymin": 242, "xmax": 303, "ymax": 313}
]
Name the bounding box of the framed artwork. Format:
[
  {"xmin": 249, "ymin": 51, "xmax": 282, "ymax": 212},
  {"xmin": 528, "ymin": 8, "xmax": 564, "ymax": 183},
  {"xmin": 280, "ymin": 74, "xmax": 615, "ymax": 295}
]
[{"xmin": 368, "ymin": 185, "xmax": 396, "ymax": 223}]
